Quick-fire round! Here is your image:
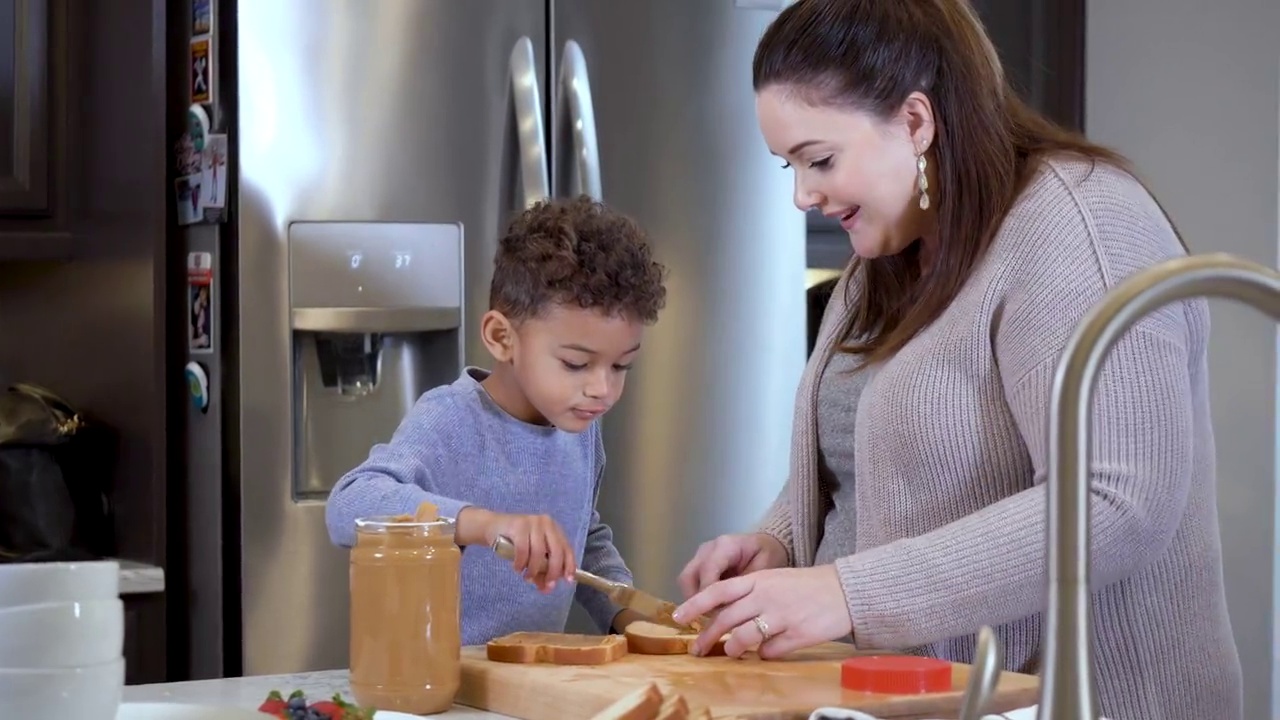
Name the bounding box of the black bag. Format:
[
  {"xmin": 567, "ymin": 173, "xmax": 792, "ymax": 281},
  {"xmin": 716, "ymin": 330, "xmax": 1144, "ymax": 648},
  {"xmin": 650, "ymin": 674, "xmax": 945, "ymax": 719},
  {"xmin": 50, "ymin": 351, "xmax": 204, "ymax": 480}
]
[{"xmin": 0, "ymin": 383, "xmax": 115, "ymax": 563}]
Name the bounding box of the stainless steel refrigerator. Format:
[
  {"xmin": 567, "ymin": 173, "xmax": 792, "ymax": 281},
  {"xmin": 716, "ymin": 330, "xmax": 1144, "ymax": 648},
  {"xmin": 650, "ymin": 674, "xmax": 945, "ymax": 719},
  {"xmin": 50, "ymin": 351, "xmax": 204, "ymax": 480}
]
[{"xmin": 180, "ymin": 0, "xmax": 805, "ymax": 679}]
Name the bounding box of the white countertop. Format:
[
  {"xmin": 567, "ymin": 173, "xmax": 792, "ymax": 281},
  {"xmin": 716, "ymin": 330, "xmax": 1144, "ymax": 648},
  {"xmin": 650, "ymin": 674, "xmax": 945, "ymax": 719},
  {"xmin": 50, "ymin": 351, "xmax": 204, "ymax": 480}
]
[
  {"xmin": 123, "ymin": 669, "xmax": 511, "ymax": 718},
  {"xmin": 118, "ymin": 559, "xmax": 164, "ymax": 595},
  {"xmin": 121, "ymin": 669, "xmax": 1054, "ymax": 720}
]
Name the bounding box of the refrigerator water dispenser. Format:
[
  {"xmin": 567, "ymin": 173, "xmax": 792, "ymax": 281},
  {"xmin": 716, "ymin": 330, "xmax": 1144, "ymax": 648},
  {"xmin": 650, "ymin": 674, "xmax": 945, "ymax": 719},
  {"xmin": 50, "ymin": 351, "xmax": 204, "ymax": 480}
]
[{"xmin": 288, "ymin": 222, "xmax": 464, "ymax": 499}]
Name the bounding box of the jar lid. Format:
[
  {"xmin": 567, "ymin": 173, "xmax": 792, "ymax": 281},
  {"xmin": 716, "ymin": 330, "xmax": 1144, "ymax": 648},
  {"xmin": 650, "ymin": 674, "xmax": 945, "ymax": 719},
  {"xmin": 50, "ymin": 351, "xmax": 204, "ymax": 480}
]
[{"xmin": 839, "ymin": 655, "xmax": 954, "ymax": 695}]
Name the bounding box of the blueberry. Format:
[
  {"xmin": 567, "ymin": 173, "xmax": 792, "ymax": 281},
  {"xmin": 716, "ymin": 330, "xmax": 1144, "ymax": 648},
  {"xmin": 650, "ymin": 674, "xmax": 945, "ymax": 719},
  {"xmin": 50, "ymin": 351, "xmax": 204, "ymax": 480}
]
[{"xmin": 288, "ymin": 695, "xmax": 307, "ymax": 710}]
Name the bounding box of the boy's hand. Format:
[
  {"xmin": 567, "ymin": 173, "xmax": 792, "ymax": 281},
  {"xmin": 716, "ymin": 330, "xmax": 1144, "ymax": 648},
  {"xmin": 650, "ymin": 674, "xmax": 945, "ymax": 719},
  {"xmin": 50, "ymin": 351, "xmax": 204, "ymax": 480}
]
[{"xmin": 457, "ymin": 507, "xmax": 577, "ymax": 592}]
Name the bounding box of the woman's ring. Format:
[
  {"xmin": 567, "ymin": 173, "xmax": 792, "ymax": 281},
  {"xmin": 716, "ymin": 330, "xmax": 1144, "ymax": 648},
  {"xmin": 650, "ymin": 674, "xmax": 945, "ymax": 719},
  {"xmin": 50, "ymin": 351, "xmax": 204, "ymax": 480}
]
[{"xmin": 752, "ymin": 615, "xmax": 773, "ymax": 641}]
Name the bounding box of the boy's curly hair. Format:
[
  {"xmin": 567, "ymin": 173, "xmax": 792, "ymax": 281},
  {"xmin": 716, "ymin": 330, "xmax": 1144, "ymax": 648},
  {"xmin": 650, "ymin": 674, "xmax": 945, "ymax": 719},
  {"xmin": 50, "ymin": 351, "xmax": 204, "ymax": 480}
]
[{"xmin": 489, "ymin": 195, "xmax": 668, "ymax": 323}]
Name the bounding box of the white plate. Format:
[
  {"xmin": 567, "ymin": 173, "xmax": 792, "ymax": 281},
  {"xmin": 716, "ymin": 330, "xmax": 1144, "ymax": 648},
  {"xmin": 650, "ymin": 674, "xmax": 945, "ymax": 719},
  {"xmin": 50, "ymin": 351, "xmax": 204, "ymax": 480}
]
[{"xmin": 115, "ymin": 702, "xmax": 429, "ymax": 719}]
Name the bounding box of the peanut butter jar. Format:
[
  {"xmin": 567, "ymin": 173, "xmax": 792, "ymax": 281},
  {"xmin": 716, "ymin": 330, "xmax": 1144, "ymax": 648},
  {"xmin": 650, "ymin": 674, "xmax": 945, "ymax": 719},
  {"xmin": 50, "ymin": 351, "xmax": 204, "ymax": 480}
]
[{"xmin": 349, "ymin": 514, "xmax": 461, "ymax": 714}]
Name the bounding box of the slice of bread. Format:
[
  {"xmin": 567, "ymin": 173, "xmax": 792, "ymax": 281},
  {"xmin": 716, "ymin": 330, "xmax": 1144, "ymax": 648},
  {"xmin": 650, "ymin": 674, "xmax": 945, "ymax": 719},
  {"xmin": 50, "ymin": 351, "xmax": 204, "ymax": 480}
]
[
  {"xmin": 588, "ymin": 684, "xmax": 708, "ymax": 720},
  {"xmin": 654, "ymin": 691, "xmax": 690, "ymax": 720},
  {"xmin": 589, "ymin": 682, "xmax": 664, "ymax": 720},
  {"xmin": 624, "ymin": 620, "xmax": 729, "ymax": 656},
  {"xmin": 485, "ymin": 631, "xmax": 629, "ymax": 665}
]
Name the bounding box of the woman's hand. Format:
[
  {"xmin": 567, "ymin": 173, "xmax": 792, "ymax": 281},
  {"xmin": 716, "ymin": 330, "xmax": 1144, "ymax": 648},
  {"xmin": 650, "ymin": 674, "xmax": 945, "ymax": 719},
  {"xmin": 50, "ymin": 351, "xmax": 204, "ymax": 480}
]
[
  {"xmin": 677, "ymin": 532, "xmax": 790, "ymax": 597},
  {"xmin": 671, "ymin": 565, "xmax": 853, "ymax": 659}
]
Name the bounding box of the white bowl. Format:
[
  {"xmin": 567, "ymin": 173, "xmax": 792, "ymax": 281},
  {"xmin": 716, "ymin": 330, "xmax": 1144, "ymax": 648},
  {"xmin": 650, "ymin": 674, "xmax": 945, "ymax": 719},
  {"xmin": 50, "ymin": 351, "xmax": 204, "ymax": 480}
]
[
  {"xmin": 0, "ymin": 560, "xmax": 119, "ymax": 609},
  {"xmin": 0, "ymin": 656, "xmax": 124, "ymax": 719},
  {"xmin": 0, "ymin": 599, "xmax": 124, "ymax": 668}
]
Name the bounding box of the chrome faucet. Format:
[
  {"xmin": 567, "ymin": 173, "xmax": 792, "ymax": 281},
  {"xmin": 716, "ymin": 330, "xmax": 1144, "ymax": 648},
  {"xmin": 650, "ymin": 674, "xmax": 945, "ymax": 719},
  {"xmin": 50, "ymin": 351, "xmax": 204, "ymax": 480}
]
[{"xmin": 1032, "ymin": 252, "xmax": 1280, "ymax": 719}]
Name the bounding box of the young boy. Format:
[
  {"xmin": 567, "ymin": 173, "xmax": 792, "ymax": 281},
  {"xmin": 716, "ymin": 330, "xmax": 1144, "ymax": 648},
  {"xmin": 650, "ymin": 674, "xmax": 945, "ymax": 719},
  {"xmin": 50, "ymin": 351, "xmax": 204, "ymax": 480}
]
[{"xmin": 325, "ymin": 195, "xmax": 668, "ymax": 646}]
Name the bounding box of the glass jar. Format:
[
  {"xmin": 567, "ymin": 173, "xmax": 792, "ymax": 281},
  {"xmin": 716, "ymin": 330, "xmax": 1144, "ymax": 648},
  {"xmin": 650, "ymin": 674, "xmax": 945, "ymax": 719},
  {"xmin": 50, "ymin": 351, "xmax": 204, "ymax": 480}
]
[{"xmin": 349, "ymin": 514, "xmax": 462, "ymax": 714}]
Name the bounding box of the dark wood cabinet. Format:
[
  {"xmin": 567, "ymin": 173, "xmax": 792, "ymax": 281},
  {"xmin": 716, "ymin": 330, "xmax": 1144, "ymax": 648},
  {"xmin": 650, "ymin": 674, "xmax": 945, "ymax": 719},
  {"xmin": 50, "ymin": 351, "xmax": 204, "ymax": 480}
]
[
  {"xmin": 972, "ymin": 0, "xmax": 1084, "ymax": 132},
  {"xmin": 0, "ymin": 0, "xmax": 51, "ymax": 216},
  {"xmin": 124, "ymin": 592, "xmax": 167, "ymax": 685},
  {"xmin": 0, "ymin": 0, "xmax": 172, "ymax": 682},
  {"xmin": 0, "ymin": 0, "xmax": 72, "ymax": 257}
]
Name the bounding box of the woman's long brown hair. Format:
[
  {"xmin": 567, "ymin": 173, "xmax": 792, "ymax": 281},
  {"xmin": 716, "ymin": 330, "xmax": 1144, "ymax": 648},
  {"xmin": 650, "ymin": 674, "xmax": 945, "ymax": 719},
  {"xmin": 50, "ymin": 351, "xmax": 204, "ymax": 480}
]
[{"xmin": 753, "ymin": 0, "xmax": 1144, "ymax": 363}]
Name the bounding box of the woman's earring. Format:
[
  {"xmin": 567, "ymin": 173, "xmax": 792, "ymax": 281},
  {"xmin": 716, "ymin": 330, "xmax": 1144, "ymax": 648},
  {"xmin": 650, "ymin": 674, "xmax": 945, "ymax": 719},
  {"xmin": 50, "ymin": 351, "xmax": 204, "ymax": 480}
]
[{"xmin": 916, "ymin": 153, "xmax": 930, "ymax": 210}]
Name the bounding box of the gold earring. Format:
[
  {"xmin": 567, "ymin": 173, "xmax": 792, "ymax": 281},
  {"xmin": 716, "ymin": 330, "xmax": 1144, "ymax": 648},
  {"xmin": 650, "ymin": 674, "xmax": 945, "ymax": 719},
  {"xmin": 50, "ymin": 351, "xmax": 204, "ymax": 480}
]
[{"xmin": 916, "ymin": 153, "xmax": 930, "ymax": 210}]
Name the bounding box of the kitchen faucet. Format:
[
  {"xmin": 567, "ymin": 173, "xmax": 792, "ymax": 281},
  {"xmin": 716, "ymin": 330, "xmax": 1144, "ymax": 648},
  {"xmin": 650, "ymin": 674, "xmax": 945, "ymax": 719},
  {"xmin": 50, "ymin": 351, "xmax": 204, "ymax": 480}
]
[
  {"xmin": 1029, "ymin": 252, "xmax": 1280, "ymax": 719},
  {"xmin": 948, "ymin": 253, "xmax": 1280, "ymax": 719}
]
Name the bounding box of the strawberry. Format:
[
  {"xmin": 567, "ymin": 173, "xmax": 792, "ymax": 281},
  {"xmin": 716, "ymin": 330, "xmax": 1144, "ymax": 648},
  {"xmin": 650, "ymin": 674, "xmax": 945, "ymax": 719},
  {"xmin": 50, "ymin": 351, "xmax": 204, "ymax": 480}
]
[
  {"xmin": 319, "ymin": 692, "xmax": 378, "ymax": 720},
  {"xmin": 259, "ymin": 688, "xmax": 375, "ymax": 720},
  {"xmin": 308, "ymin": 699, "xmax": 343, "ymax": 719},
  {"xmin": 257, "ymin": 690, "xmax": 288, "ymax": 717}
]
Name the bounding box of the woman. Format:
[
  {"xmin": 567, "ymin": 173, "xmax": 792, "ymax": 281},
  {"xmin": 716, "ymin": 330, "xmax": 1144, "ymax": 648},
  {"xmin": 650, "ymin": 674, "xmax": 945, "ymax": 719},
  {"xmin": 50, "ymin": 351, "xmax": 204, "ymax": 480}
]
[{"xmin": 669, "ymin": 2, "xmax": 1242, "ymax": 719}]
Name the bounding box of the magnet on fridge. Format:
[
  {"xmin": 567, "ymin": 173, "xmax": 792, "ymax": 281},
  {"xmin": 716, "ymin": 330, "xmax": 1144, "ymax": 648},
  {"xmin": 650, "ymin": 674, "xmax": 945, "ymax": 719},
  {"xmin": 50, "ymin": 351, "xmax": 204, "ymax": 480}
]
[
  {"xmin": 192, "ymin": 0, "xmax": 212, "ymax": 36},
  {"xmin": 190, "ymin": 36, "xmax": 213, "ymax": 105},
  {"xmin": 187, "ymin": 103, "xmax": 210, "ymax": 152},
  {"xmin": 187, "ymin": 252, "xmax": 214, "ymax": 350},
  {"xmin": 185, "ymin": 361, "xmax": 210, "ymax": 413}
]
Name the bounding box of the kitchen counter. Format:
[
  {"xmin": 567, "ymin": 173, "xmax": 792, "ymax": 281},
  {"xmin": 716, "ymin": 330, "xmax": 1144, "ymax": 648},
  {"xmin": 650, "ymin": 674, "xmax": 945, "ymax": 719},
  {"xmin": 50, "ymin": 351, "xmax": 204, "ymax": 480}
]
[
  {"xmin": 118, "ymin": 558, "xmax": 164, "ymax": 595},
  {"xmin": 123, "ymin": 669, "xmax": 512, "ymax": 718},
  {"xmin": 121, "ymin": 670, "xmax": 1052, "ymax": 720}
]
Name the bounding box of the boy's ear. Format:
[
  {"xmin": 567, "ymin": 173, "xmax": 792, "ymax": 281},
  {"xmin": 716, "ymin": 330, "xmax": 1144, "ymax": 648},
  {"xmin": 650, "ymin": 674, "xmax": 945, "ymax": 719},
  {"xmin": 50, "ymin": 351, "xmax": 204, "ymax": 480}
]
[{"xmin": 480, "ymin": 309, "xmax": 517, "ymax": 362}]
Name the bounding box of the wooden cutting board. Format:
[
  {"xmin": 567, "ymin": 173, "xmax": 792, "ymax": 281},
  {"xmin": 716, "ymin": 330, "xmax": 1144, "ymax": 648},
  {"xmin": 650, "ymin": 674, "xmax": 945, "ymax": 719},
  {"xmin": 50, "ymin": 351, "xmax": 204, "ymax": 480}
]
[{"xmin": 456, "ymin": 639, "xmax": 1040, "ymax": 720}]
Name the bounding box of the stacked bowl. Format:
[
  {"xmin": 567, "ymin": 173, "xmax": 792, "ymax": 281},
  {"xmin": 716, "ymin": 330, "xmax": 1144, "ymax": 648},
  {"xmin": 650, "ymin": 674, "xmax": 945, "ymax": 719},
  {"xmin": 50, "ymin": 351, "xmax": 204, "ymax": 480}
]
[{"xmin": 0, "ymin": 559, "xmax": 126, "ymax": 719}]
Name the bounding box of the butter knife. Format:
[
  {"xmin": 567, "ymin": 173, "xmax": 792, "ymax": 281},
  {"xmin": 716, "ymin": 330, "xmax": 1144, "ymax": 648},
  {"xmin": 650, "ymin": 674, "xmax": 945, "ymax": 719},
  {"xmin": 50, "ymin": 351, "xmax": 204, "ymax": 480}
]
[{"xmin": 491, "ymin": 534, "xmax": 707, "ymax": 631}]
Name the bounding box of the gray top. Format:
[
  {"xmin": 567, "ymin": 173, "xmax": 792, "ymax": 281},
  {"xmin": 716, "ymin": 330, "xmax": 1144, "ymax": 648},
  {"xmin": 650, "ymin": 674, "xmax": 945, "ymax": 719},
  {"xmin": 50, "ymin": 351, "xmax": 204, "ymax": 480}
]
[{"xmin": 813, "ymin": 350, "xmax": 873, "ymax": 567}]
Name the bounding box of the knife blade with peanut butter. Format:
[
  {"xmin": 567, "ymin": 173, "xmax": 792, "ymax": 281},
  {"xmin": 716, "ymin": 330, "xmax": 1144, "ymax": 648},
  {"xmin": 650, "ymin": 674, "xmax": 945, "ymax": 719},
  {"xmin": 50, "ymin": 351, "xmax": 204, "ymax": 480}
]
[{"xmin": 490, "ymin": 534, "xmax": 710, "ymax": 632}]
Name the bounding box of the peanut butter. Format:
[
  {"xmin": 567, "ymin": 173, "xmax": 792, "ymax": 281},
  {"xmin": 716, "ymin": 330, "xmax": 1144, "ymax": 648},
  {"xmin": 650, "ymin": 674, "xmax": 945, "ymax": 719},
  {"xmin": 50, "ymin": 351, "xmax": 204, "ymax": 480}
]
[{"xmin": 349, "ymin": 512, "xmax": 461, "ymax": 714}]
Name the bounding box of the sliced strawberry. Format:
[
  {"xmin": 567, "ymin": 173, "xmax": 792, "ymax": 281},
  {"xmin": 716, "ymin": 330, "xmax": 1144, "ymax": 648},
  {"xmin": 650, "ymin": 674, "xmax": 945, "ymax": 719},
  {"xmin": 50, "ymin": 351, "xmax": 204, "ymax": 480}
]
[
  {"xmin": 258, "ymin": 689, "xmax": 288, "ymax": 716},
  {"xmin": 308, "ymin": 699, "xmax": 343, "ymax": 719},
  {"xmin": 328, "ymin": 692, "xmax": 380, "ymax": 720}
]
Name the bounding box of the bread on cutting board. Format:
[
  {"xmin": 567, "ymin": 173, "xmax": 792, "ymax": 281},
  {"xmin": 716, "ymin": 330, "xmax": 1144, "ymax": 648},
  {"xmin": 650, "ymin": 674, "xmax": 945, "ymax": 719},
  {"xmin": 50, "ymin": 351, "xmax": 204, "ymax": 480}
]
[
  {"xmin": 624, "ymin": 620, "xmax": 729, "ymax": 656},
  {"xmin": 588, "ymin": 683, "xmax": 711, "ymax": 720},
  {"xmin": 588, "ymin": 682, "xmax": 664, "ymax": 720},
  {"xmin": 486, "ymin": 631, "xmax": 628, "ymax": 665},
  {"xmin": 654, "ymin": 691, "xmax": 689, "ymax": 720}
]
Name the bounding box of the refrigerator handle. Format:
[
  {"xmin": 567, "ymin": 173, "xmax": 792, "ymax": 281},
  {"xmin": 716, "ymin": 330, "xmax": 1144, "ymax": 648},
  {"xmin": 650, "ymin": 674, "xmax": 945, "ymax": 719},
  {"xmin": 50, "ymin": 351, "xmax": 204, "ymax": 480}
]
[
  {"xmin": 558, "ymin": 39, "xmax": 603, "ymax": 200},
  {"xmin": 510, "ymin": 36, "xmax": 550, "ymax": 209}
]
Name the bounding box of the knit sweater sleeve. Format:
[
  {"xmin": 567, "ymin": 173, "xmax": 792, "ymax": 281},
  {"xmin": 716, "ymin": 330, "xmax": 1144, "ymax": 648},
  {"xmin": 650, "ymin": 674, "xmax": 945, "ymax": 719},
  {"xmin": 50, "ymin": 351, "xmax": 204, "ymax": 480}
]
[
  {"xmin": 832, "ymin": 166, "xmax": 1199, "ymax": 649},
  {"xmin": 755, "ymin": 485, "xmax": 795, "ymax": 566},
  {"xmin": 323, "ymin": 390, "xmax": 475, "ymax": 548}
]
